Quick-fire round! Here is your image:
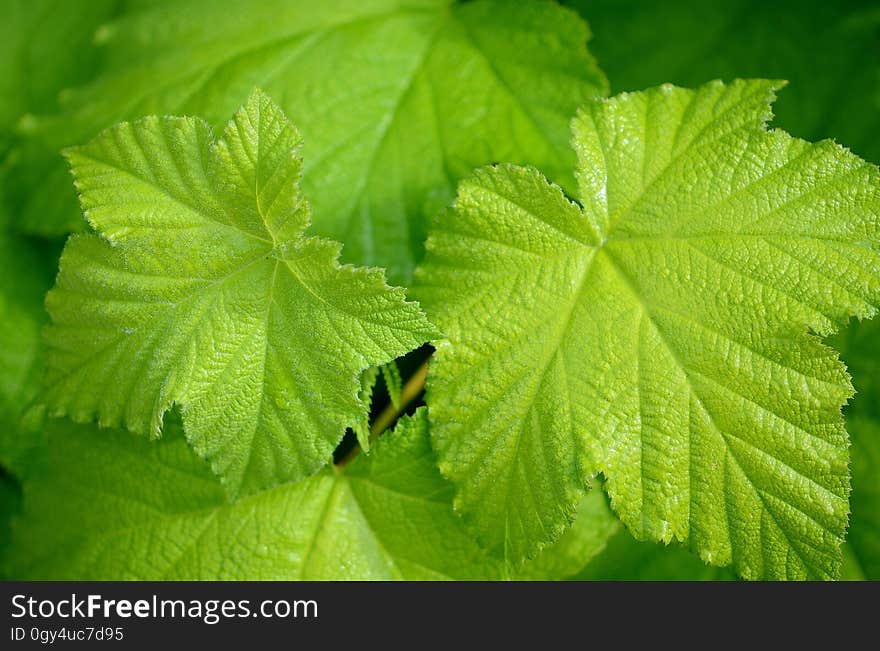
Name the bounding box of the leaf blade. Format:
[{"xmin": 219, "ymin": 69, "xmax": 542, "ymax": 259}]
[
  {"xmin": 22, "ymin": 0, "xmax": 607, "ymax": 281},
  {"xmin": 45, "ymin": 91, "xmax": 434, "ymax": 496},
  {"xmin": 417, "ymin": 80, "xmax": 880, "ymax": 578},
  {"xmin": 6, "ymin": 410, "xmax": 618, "ymax": 580}
]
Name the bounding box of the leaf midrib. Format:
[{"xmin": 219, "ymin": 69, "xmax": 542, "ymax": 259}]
[{"xmin": 599, "ymin": 246, "xmax": 843, "ymax": 578}]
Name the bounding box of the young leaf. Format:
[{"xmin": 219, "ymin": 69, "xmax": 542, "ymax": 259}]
[
  {"xmin": 44, "ymin": 90, "xmax": 434, "ymax": 497},
  {"xmin": 354, "ymin": 366, "xmax": 381, "ymax": 452},
  {"xmin": 380, "ymin": 361, "xmax": 404, "ymax": 409},
  {"xmin": 353, "ymin": 361, "xmax": 403, "ymax": 452},
  {"xmin": 24, "ymin": 0, "xmax": 607, "ymax": 280},
  {"xmin": 416, "ymin": 79, "xmax": 880, "ymax": 578},
  {"xmin": 7, "ymin": 410, "xmax": 616, "ymax": 580}
]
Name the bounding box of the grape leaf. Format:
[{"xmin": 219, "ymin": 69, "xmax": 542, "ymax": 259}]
[
  {"xmin": 415, "ymin": 79, "xmax": 880, "ymax": 578},
  {"xmin": 830, "ymin": 319, "xmax": 880, "ymax": 580},
  {"xmin": 22, "ymin": 0, "xmax": 607, "ymax": 281},
  {"xmin": 564, "ymin": 0, "xmax": 880, "ymax": 163},
  {"xmin": 354, "ymin": 361, "xmax": 404, "ymax": 452},
  {"xmin": 6, "ymin": 410, "xmax": 616, "ymax": 580},
  {"xmin": 44, "ymin": 90, "xmax": 434, "ymax": 497}
]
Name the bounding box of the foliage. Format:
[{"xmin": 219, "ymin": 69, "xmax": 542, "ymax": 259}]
[{"xmin": 1, "ymin": 0, "xmax": 878, "ymax": 581}]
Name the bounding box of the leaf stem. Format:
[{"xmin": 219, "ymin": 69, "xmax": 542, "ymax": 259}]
[{"xmin": 337, "ymin": 359, "xmax": 430, "ymax": 467}]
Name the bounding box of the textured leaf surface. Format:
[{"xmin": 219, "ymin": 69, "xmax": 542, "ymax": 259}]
[
  {"xmin": 24, "ymin": 0, "xmax": 607, "ymax": 281},
  {"xmin": 831, "ymin": 319, "xmax": 880, "ymax": 579},
  {"xmin": 7, "ymin": 410, "xmax": 615, "ymax": 580},
  {"xmin": 515, "ymin": 483, "xmax": 619, "ymax": 580},
  {"xmin": 44, "ymin": 90, "xmax": 434, "ymax": 497},
  {"xmin": 565, "ymin": 0, "xmax": 880, "ymax": 163},
  {"xmin": 416, "ymin": 80, "xmax": 880, "ymax": 578}
]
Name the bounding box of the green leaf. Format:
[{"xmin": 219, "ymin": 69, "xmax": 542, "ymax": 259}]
[
  {"xmin": 24, "ymin": 0, "xmax": 607, "ymax": 280},
  {"xmin": 44, "ymin": 90, "xmax": 434, "ymax": 497},
  {"xmin": 354, "ymin": 366, "xmax": 381, "ymax": 452},
  {"xmin": 830, "ymin": 318, "xmax": 880, "ymax": 580},
  {"xmin": 416, "ymin": 79, "xmax": 880, "ymax": 578},
  {"xmin": 7, "ymin": 409, "xmax": 616, "ymax": 580},
  {"xmin": 564, "ymin": 0, "xmax": 880, "ymax": 163}
]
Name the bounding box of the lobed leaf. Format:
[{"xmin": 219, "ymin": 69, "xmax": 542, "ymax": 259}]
[
  {"xmin": 416, "ymin": 79, "xmax": 880, "ymax": 578},
  {"xmin": 45, "ymin": 90, "xmax": 434, "ymax": 497}
]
